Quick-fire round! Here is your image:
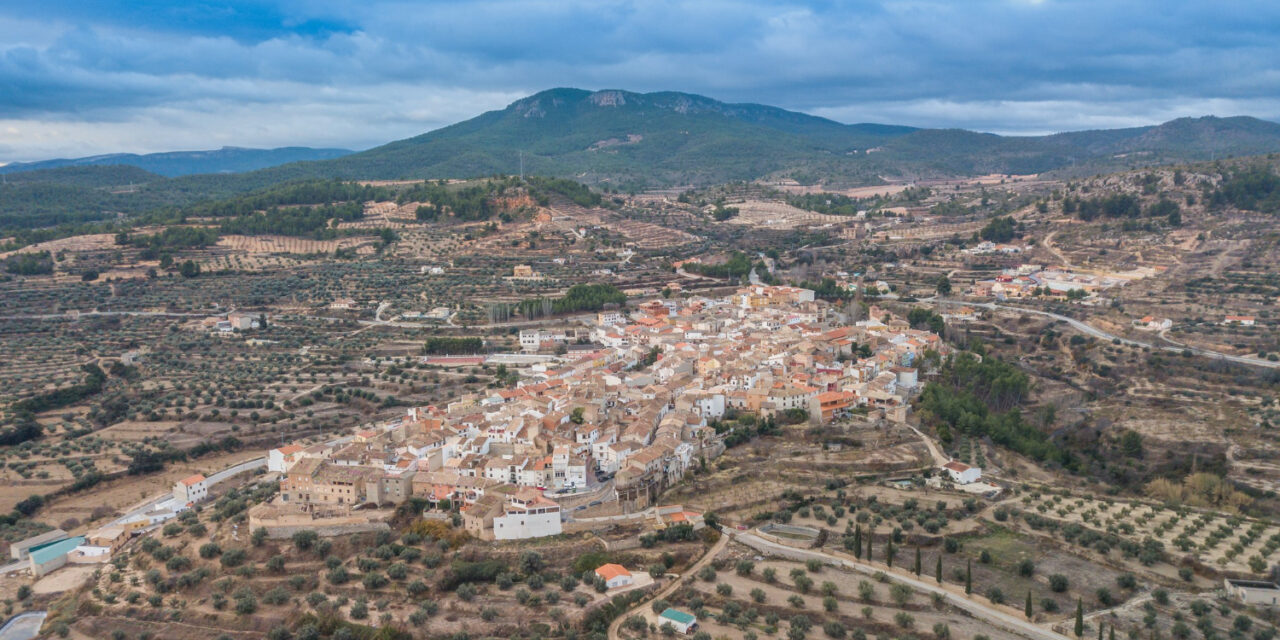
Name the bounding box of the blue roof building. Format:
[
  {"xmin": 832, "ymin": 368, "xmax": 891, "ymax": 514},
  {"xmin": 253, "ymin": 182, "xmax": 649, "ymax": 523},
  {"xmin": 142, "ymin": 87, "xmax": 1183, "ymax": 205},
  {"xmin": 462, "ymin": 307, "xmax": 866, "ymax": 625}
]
[{"xmin": 29, "ymin": 536, "xmax": 85, "ymax": 577}]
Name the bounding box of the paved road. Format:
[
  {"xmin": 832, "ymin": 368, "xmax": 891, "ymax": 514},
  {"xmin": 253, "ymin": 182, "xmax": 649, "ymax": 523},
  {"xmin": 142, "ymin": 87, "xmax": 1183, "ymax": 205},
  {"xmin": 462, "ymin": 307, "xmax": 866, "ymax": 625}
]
[
  {"xmin": 0, "ymin": 612, "xmax": 46, "ymax": 640},
  {"xmin": 607, "ymin": 530, "xmax": 730, "ymax": 640},
  {"xmin": 110, "ymin": 457, "xmax": 267, "ymax": 528},
  {"xmin": 930, "ymin": 298, "xmax": 1278, "ymax": 369}
]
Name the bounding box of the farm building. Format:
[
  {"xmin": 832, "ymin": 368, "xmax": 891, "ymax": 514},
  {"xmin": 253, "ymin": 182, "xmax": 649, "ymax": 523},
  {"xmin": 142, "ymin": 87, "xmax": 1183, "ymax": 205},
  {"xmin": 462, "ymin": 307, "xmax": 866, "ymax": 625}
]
[
  {"xmin": 29, "ymin": 536, "xmax": 86, "ymax": 577},
  {"xmin": 9, "ymin": 529, "xmax": 68, "ymax": 561},
  {"xmin": 594, "ymin": 563, "xmax": 633, "ymax": 589},
  {"xmin": 942, "ymin": 460, "xmax": 982, "ymax": 484},
  {"xmin": 659, "ymin": 608, "xmax": 697, "ymax": 634},
  {"xmin": 1225, "ymin": 579, "xmax": 1280, "ymax": 606}
]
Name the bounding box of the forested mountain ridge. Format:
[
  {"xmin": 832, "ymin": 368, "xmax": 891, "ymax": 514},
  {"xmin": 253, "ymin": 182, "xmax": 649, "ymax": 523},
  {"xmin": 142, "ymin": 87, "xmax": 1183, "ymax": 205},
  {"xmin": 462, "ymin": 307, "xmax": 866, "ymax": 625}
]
[
  {"xmin": 0, "ymin": 146, "xmax": 352, "ymax": 178},
  {"xmin": 4, "ymin": 89, "xmax": 1280, "ymax": 233}
]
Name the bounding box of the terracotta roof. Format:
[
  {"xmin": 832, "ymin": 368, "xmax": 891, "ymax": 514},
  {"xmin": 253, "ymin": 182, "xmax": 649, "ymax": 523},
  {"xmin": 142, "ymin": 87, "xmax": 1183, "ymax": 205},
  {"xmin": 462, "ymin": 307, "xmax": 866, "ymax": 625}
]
[
  {"xmin": 180, "ymin": 474, "xmax": 206, "ymax": 486},
  {"xmin": 595, "ymin": 563, "xmax": 632, "ymax": 580}
]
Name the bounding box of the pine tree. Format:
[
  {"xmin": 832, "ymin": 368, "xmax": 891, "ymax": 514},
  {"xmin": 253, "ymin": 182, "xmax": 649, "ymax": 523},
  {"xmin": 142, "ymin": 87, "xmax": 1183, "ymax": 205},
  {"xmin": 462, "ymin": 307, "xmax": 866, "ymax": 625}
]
[
  {"xmin": 1074, "ymin": 598, "xmax": 1084, "ymax": 638},
  {"xmin": 1025, "ymin": 590, "xmax": 1033, "ymax": 619},
  {"xmin": 853, "ymin": 527, "xmax": 862, "ymax": 560},
  {"xmin": 914, "ymin": 546, "xmax": 922, "ymax": 576},
  {"xmin": 935, "ymin": 555, "xmax": 942, "ymax": 584},
  {"xmin": 965, "ymin": 560, "xmax": 972, "ymax": 595}
]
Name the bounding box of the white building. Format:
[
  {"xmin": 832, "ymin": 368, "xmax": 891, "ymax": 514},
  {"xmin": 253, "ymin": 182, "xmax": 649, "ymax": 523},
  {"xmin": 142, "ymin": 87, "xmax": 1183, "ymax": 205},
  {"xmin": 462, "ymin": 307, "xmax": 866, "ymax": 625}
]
[
  {"xmin": 594, "ymin": 563, "xmax": 634, "ymax": 589},
  {"xmin": 493, "ymin": 493, "xmax": 562, "ymax": 540},
  {"xmin": 941, "ymin": 461, "xmax": 981, "ymax": 485},
  {"xmin": 659, "ymin": 608, "xmax": 698, "ymax": 634},
  {"xmin": 1224, "ymin": 579, "xmax": 1280, "ymax": 606},
  {"xmin": 173, "ymin": 474, "xmax": 208, "ymax": 505},
  {"xmin": 268, "ymin": 444, "xmax": 304, "ymax": 473},
  {"xmin": 597, "ymin": 311, "xmax": 625, "ymax": 326}
]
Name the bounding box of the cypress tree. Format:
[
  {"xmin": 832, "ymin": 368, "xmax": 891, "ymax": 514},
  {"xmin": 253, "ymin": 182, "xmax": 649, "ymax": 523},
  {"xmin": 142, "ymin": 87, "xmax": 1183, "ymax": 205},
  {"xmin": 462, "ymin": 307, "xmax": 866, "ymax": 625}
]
[
  {"xmin": 935, "ymin": 554, "xmax": 942, "ymax": 584},
  {"xmin": 866, "ymin": 530, "xmax": 873, "ymax": 561},
  {"xmin": 1098, "ymin": 622, "xmax": 1105, "ymax": 640},
  {"xmin": 1074, "ymin": 598, "xmax": 1084, "ymax": 637},
  {"xmin": 886, "ymin": 539, "xmax": 895, "ymax": 568},
  {"xmin": 853, "ymin": 526, "xmax": 862, "ymax": 560},
  {"xmin": 965, "ymin": 560, "xmax": 972, "ymax": 595},
  {"xmin": 1109, "ymin": 626, "xmax": 1116, "ymax": 640},
  {"xmin": 1025, "ymin": 589, "xmax": 1033, "ymax": 618},
  {"xmin": 914, "ymin": 546, "xmax": 922, "ymax": 576}
]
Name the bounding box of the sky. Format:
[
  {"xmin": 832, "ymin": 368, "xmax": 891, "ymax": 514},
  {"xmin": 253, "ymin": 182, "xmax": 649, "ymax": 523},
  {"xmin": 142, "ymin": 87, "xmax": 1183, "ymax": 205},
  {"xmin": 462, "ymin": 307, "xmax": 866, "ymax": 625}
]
[{"xmin": 1, "ymin": 0, "xmax": 1279, "ymax": 162}]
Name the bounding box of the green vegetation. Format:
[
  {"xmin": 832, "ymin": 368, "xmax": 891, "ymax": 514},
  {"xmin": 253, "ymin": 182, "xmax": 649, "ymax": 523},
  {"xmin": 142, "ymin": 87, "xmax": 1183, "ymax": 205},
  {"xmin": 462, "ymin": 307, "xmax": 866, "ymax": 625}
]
[
  {"xmin": 220, "ymin": 202, "xmax": 364, "ymax": 238},
  {"xmin": 1209, "ymin": 164, "xmax": 1280, "ymax": 213},
  {"xmin": 517, "ymin": 283, "xmax": 626, "ymax": 318},
  {"xmin": 979, "ymin": 216, "xmax": 1017, "ymax": 242},
  {"xmin": 917, "ymin": 351, "xmax": 1067, "ymax": 465},
  {"xmin": 423, "ymin": 337, "xmax": 484, "ymax": 354},
  {"xmin": 685, "ymin": 252, "xmax": 764, "ymax": 279},
  {"xmin": 3, "ymin": 251, "xmax": 54, "ymax": 275}
]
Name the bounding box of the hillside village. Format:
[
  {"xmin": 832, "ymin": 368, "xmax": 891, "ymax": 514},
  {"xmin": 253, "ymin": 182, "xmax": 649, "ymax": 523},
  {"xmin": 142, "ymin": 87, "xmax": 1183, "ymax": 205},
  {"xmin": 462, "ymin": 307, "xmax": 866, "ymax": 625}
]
[{"xmin": 250, "ymin": 285, "xmax": 948, "ymax": 541}]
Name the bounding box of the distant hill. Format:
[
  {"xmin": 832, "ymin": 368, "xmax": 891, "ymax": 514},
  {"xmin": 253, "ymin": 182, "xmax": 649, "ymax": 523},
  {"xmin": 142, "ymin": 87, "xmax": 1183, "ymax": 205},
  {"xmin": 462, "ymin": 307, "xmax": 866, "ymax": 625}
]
[
  {"xmin": 221, "ymin": 89, "xmax": 1280, "ymax": 189},
  {"xmin": 0, "ymin": 146, "xmax": 353, "ymax": 178},
  {"xmin": 5, "ymin": 89, "xmax": 1280, "ymax": 233}
]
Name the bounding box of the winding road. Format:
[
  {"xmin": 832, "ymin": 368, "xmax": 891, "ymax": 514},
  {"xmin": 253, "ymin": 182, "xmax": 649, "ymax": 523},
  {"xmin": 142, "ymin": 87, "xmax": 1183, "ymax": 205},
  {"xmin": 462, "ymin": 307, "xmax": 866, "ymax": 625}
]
[
  {"xmin": 607, "ymin": 531, "xmax": 730, "ymax": 640},
  {"xmin": 930, "ymin": 298, "xmax": 1278, "ymax": 369}
]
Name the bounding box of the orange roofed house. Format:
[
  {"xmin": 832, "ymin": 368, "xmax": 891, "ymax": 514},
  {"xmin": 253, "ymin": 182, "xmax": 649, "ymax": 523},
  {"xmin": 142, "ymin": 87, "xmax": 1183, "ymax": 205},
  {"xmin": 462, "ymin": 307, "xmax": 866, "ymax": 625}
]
[
  {"xmin": 173, "ymin": 474, "xmax": 208, "ymax": 506},
  {"xmin": 594, "ymin": 563, "xmax": 634, "ymax": 589}
]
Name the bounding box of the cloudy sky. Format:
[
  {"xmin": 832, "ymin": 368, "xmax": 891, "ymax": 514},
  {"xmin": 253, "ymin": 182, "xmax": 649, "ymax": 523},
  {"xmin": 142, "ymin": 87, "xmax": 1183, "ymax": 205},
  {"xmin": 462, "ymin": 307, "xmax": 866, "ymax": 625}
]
[{"xmin": 1, "ymin": 0, "xmax": 1278, "ymax": 162}]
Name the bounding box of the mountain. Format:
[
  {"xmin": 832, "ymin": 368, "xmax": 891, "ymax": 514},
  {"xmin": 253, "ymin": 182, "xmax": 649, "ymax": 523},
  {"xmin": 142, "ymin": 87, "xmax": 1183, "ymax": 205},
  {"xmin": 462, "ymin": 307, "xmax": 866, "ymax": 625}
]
[
  {"xmin": 5, "ymin": 90, "xmax": 1280, "ymax": 233},
  {"xmin": 227, "ymin": 89, "xmax": 1280, "ymax": 188},
  {"xmin": 267, "ymin": 88, "xmax": 914, "ymax": 188},
  {"xmin": 0, "ymin": 146, "xmax": 353, "ymax": 178}
]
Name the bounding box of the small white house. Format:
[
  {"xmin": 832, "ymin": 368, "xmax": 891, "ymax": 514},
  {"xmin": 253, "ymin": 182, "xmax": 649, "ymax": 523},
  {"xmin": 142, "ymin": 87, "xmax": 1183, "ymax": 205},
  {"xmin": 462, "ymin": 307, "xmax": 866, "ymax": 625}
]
[
  {"xmin": 594, "ymin": 563, "xmax": 634, "ymax": 589},
  {"xmin": 173, "ymin": 474, "xmax": 208, "ymax": 506},
  {"xmin": 268, "ymin": 444, "xmax": 305, "ymax": 473},
  {"xmin": 941, "ymin": 461, "xmax": 982, "ymax": 485}
]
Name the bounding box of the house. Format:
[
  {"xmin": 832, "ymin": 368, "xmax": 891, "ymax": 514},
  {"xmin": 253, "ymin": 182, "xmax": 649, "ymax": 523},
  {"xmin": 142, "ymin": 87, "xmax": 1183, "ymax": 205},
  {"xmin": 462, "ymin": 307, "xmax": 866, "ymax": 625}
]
[
  {"xmin": 29, "ymin": 536, "xmax": 86, "ymax": 577},
  {"xmin": 941, "ymin": 461, "xmax": 981, "ymax": 485},
  {"xmin": 329, "ymin": 298, "xmax": 357, "ymax": 310},
  {"xmin": 594, "ymin": 563, "xmax": 634, "ymax": 589},
  {"xmin": 9, "ymin": 529, "xmax": 69, "ymax": 561},
  {"xmin": 1224, "ymin": 578, "xmax": 1280, "ymax": 606},
  {"xmin": 493, "ymin": 490, "xmax": 562, "ymax": 540},
  {"xmin": 658, "ymin": 608, "xmax": 698, "ymax": 634},
  {"xmin": 173, "ymin": 474, "xmax": 208, "ymax": 505},
  {"xmin": 227, "ymin": 311, "xmax": 260, "ymax": 330},
  {"xmin": 1224, "ymin": 315, "xmax": 1256, "ymax": 326},
  {"xmin": 512, "ymin": 265, "xmax": 540, "ymax": 279},
  {"xmin": 268, "ymin": 444, "xmax": 305, "ymax": 473}
]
